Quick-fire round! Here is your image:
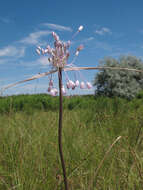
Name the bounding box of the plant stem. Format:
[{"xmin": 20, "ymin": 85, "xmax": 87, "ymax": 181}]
[{"xmin": 58, "ymin": 68, "xmax": 68, "ymax": 190}]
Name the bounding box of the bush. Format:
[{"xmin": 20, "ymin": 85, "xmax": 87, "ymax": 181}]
[{"xmin": 94, "ymin": 55, "xmax": 143, "ymax": 99}]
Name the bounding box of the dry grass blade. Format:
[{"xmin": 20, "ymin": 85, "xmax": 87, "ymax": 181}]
[
  {"xmin": 2, "ymin": 66, "xmax": 143, "ymax": 92},
  {"xmin": 64, "ymin": 66, "xmax": 143, "ymax": 73},
  {"xmin": 130, "ymin": 147, "xmax": 143, "ymax": 180},
  {"xmin": 1, "ymin": 69, "xmax": 58, "ymax": 92},
  {"xmin": 89, "ymin": 136, "xmax": 122, "ymax": 189}
]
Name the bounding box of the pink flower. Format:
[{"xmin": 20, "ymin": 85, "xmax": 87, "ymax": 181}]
[{"xmin": 35, "ymin": 25, "xmax": 92, "ymax": 96}]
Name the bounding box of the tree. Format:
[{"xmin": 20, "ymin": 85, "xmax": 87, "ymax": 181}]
[{"xmin": 94, "ymin": 55, "xmax": 143, "ymax": 99}]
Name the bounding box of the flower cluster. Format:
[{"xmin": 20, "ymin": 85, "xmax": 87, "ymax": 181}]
[
  {"xmin": 36, "ymin": 32, "xmax": 71, "ymax": 68},
  {"xmin": 36, "ymin": 26, "xmax": 92, "ymax": 96}
]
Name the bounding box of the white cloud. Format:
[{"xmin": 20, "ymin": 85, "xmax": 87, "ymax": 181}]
[
  {"xmin": 94, "ymin": 41, "xmax": 113, "ymax": 51},
  {"xmin": 0, "ymin": 46, "xmax": 25, "ymax": 58},
  {"xmin": 37, "ymin": 56, "xmax": 50, "ymax": 66},
  {"xmin": 20, "ymin": 30, "xmax": 51, "ymax": 45},
  {"xmin": 95, "ymin": 27, "xmax": 112, "ymax": 35},
  {"xmin": 82, "ymin": 37, "xmax": 94, "ymax": 43},
  {"xmin": 18, "ymin": 56, "xmax": 50, "ymax": 68},
  {"xmin": 0, "ymin": 17, "xmax": 12, "ymax": 24},
  {"xmin": 42, "ymin": 23, "xmax": 72, "ymax": 32},
  {"xmin": 0, "ymin": 59, "xmax": 9, "ymax": 64}
]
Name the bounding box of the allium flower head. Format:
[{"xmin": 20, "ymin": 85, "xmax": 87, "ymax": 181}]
[{"xmin": 35, "ymin": 25, "xmax": 92, "ymax": 95}]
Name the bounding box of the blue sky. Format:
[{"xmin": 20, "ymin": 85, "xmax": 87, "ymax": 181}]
[{"xmin": 1, "ymin": 0, "xmax": 143, "ymax": 95}]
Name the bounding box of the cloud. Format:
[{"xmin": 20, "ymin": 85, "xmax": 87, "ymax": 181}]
[
  {"xmin": 82, "ymin": 37, "xmax": 94, "ymax": 43},
  {"xmin": 0, "ymin": 59, "xmax": 9, "ymax": 64},
  {"xmin": 0, "ymin": 46, "xmax": 25, "ymax": 58},
  {"xmin": 93, "ymin": 41, "xmax": 113, "ymax": 52},
  {"xmin": 42, "ymin": 23, "xmax": 72, "ymax": 32},
  {"xmin": 95, "ymin": 27, "xmax": 112, "ymax": 35},
  {"xmin": 139, "ymin": 29, "xmax": 143, "ymax": 34},
  {"xmin": 37, "ymin": 56, "xmax": 50, "ymax": 66},
  {"xmin": 20, "ymin": 30, "xmax": 51, "ymax": 45},
  {"xmin": 18, "ymin": 56, "xmax": 50, "ymax": 68},
  {"xmin": 0, "ymin": 17, "xmax": 12, "ymax": 24}
]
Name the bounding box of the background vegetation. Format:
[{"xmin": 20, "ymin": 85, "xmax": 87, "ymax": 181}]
[
  {"xmin": 94, "ymin": 55, "xmax": 143, "ymax": 99},
  {"xmin": 0, "ymin": 93, "xmax": 143, "ymax": 189}
]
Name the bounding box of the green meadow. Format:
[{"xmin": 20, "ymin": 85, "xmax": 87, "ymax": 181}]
[{"xmin": 0, "ymin": 94, "xmax": 143, "ymax": 189}]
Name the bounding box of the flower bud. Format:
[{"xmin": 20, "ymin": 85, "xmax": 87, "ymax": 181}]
[
  {"xmin": 80, "ymin": 81, "xmax": 85, "ymax": 89},
  {"xmin": 78, "ymin": 25, "xmax": 83, "ymax": 32},
  {"xmin": 66, "ymin": 82, "xmax": 70, "ymax": 89},
  {"xmin": 67, "ymin": 40, "xmax": 71, "ymax": 48},
  {"xmin": 66, "ymin": 52, "xmax": 70, "ymax": 59},
  {"xmin": 75, "ymin": 51, "xmax": 79, "ymax": 56},
  {"xmin": 72, "ymin": 85, "xmax": 75, "ymax": 90},
  {"xmin": 52, "ymin": 32, "xmax": 59, "ymax": 41},
  {"xmin": 68, "ymin": 80, "xmax": 75, "ymax": 88},
  {"xmin": 50, "ymin": 88, "xmax": 58, "ymax": 96},
  {"xmin": 41, "ymin": 48, "xmax": 45, "ymax": 55},
  {"xmin": 47, "ymin": 86, "xmax": 52, "ymax": 92},
  {"xmin": 36, "ymin": 48, "xmax": 41, "ymax": 55},
  {"xmin": 37, "ymin": 46, "xmax": 41, "ymax": 50},
  {"xmin": 86, "ymin": 82, "xmax": 92, "ymax": 89},
  {"xmin": 61, "ymin": 86, "xmax": 66, "ymax": 95},
  {"xmin": 54, "ymin": 88, "xmax": 58, "ymax": 95},
  {"xmin": 46, "ymin": 45, "xmax": 52, "ymax": 54},
  {"xmin": 77, "ymin": 45, "xmax": 84, "ymax": 51},
  {"xmin": 49, "ymin": 80, "xmax": 53, "ymax": 86},
  {"xmin": 75, "ymin": 80, "xmax": 79, "ymax": 87},
  {"xmin": 44, "ymin": 49, "xmax": 49, "ymax": 54},
  {"xmin": 48, "ymin": 57, "xmax": 52, "ymax": 62}
]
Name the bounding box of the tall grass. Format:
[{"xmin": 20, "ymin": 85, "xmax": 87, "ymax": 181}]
[{"xmin": 0, "ymin": 95, "xmax": 143, "ymax": 189}]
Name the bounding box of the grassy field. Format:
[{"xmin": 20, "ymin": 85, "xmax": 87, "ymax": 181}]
[{"xmin": 0, "ymin": 94, "xmax": 143, "ymax": 189}]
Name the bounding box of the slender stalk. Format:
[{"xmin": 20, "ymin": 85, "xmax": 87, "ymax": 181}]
[
  {"xmin": 58, "ymin": 68, "xmax": 68, "ymax": 190},
  {"xmin": 3, "ymin": 66, "xmax": 143, "ymax": 92}
]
